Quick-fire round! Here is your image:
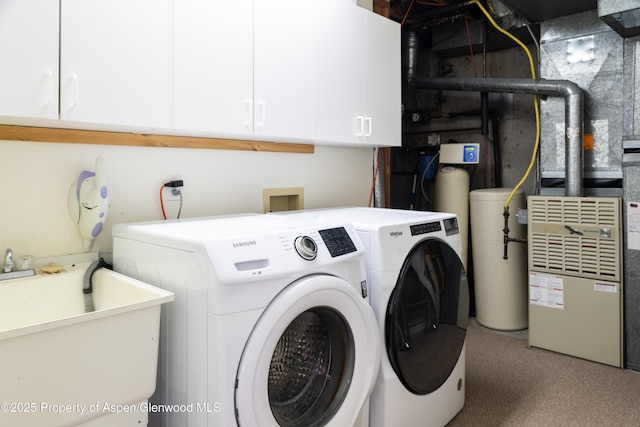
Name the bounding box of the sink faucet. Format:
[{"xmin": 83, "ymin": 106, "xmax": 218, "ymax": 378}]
[
  {"xmin": 3, "ymin": 248, "xmax": 13, "ymax": 273},
  {"xmin": 0, "ymin": 248, "xmax": 35, "ymax": 281}
]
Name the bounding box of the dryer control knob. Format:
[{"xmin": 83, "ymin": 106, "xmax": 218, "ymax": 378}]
[{"xmin": 294, "ymin": 236, "xmax": 317, "ymax": 260}]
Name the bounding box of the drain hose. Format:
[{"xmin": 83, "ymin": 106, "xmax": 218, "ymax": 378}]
[{"xmin": 82, "ymin": 258, "xmax": 113, "ymax": 313}]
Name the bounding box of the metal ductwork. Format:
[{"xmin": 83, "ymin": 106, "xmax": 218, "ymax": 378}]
[
  {"xmin": 599, "ymin": 0, "xmax": 640, "ymax": 37},
  {"xmin": 486, "ymin": 0, "xmax": 527, "ymax": 29},
  {"xmin": 404, "ymin": 33, "xmax": 585, "ymax": 197}
]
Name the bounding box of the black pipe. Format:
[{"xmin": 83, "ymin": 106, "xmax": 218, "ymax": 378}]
[
  {"xmin": 502, "ymin": 207, "xmax": 527, "ymax": 259},
  {"xmin": 481, "ymin": 92, "xmax": 489, "ymax": 136},
  {"xmin": 493, "ymin": 110, "xmax": 502, "ymax": 187}
]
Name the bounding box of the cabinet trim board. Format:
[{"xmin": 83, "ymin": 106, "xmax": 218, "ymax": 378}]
[{"xmin": 0, "ymin": 125, "xmax": 315, "ymax": 154}]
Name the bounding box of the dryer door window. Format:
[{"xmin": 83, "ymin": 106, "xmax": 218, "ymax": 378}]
[
  {"xmin": 235, "ymin": 274, "xmax": 380, "ymax": 427},
  {"xmin": 385, "ymin": 238, "xmax": 469, "ymax": 395}
]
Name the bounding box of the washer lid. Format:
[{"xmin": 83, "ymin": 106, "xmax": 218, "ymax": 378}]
[
  {"xmin": 235, "ymin": 274, "xmax": 380, "ymax": 427},
  {"xmin": 386, "ymin": 238, "xmax": 469, "ymax": 395}
]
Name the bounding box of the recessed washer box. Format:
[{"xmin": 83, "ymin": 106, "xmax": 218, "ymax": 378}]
[
  {"xmin": 263, "ymin": 187, "xmax": 304, "ymax": 213},
  {"xmin": 439, "ymin": 143, "xmax": 480, "ymax": 165}
]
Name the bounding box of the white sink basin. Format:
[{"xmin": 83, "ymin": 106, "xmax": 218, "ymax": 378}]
[{"xmin": 0, "ymin": 262, "xmax": 174, "ymax": 427}]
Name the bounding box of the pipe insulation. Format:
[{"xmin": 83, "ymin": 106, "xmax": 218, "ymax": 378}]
[{"xmin": 407, "ymin": 75, "xmax": 584, "ymax": 197}]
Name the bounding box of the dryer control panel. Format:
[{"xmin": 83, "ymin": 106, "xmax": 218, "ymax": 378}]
[
  {"xmin": 409, "ymin": 217, "xmax": 460, "ymax": 237},
  {"xmin": 443, "ymin": 217, "xmax": 460, "ymax": 236},
  {"xmin": 410, "ymin": 221, "xmax": 442, "ymax": 236}
]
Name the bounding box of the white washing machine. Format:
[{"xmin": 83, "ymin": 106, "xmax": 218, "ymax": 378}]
[
  {"xmin": 271, "ymin": 208, "xmax": 469, "ymax": 427},
  {"xmin": 111, "ymin": 214, "xmax": 380, "ymax": 427}
]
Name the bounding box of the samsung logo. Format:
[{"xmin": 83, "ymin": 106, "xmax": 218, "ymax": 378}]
[
  {"xmin": 232, "ymin": 240, "xmax": 257, "ymax": 248},
  {"xmin": 389, "ymin": 231, "xmax": 403, "ymax": 238}
]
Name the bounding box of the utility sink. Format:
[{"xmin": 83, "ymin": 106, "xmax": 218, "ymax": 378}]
[{"xmin": 0, "ymin": 262, "xmax": 174, "ymax": 427}]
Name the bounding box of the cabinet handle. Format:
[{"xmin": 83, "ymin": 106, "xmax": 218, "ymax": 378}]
[
  {"xmin": 71, "ymin": 74, "xmax": 79, "ymax": 108},
  {"xmin": 257, "ymin": 101, "xmax": 266, "ymax": 128},
  {"xmin": 357, "ymin": 116, "xmax": 364, "ymax": 136},
  {"xmin": 365, "ymin": 117, "xmax": 372, "ymax": 137},
  {"xmin": 44, "ymin": 70, "xmax": 53, "ymax": 106}
]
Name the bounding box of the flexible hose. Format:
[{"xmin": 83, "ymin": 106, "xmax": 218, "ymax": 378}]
[{"xmin": 467, "ymin": 0, "xmax": 540, "ymax": 209}]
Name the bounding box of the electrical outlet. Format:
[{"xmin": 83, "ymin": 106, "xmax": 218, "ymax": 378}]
[{"xmin": 165, "ymin": 176, "xmax": 183, "ymax": 202}]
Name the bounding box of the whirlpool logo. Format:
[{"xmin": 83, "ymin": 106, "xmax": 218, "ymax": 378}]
[
  {"xmin": 232, "ymin": 240, "xmax": 257, "ymax": 248},
  {"xmin": 389, "ymin": 231, "xmax": 403, "ymax": 238}
]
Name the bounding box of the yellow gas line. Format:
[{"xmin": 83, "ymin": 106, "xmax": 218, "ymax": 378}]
[{"xmin": 467, "ymin": 0, "xmax": 541, "ymax": 209}]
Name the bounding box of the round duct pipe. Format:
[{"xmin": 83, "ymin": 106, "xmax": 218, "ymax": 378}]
[{"xmin": 407, "ymin": 76, "xmax": 584, "ymax": 197}]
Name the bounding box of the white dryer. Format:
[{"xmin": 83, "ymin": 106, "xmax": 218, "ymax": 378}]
[
  {"xmin": 111, "ymin": 214, "xmax": 380, "ymax": 427},
  {"xmin": 271, "ymin": 208, "xmax": 469, "ymax": 427}
]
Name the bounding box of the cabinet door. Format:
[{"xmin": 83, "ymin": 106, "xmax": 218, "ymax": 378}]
[
  {"xmin": 0, "ymin": 0, "xmax": 59, "ymax": 119},
  {"xmin": 173, "ymin": 0, "xmax": 253, "ymax": 135},
  {"xmin": 253, "ymin": 0, "xmax": 318, "ymax": 141},
  {"xmin": 60, "ymin": 0, "xmax": 172, "ymax": 129},
  {"xmin": 313, "ymin": 0, "xmax": 364, "ymax": 145},
  {"xmin": 362, "ymin": 10, "xmax": 401, "ymax": 147}
]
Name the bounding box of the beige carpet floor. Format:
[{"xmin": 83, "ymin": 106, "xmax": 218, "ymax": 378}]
[{"xmin": 447, "ymin": 319, "xmax": 640, "ymax": 426}]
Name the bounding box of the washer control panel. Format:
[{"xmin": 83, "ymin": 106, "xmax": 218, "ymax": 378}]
[
  {"xmin": 294, "ymin": 235, "xmax": 318, "ymax": 260},
  {"xmin": 319, "ymin": 227, "xmax": 357, "ymax": 258}
]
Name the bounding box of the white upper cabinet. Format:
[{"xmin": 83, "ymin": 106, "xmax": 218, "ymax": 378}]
[
  {"xmin": 1, "ymin": 0, "xmax": 399, "ymax": 146},
  {"xmin": 253, "ymin": 0, "xmax": 318, "ymax": 141},
  {"xmin": 173, "ymin": 0, "xmax": 254, "ymax": 136},
  {"xmin": 314, "ymin": 0, "xmax": 401, "ymax": 146},
  {"xmin": 361, "ymin": 10, "xmax": 401, "ymax": 147},
  {"xmin": 314, "ymin": 1, "xmax": 364, "ymax": 145},
  {"xmin": 0, "ymin": 0, "xmax": 59, "ymax": 120},
  {"xmin": 174, "ymin": 0, "xmax": 318, "ymax": 142},
  {"xmin": 60, "ymin": 0, "xmax": 172, "ymax": 129}
]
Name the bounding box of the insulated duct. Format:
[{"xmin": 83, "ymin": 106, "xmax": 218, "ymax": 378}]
[{"xmin": 404, "ymin": 33, "xmax": 584, "ymax": 196}]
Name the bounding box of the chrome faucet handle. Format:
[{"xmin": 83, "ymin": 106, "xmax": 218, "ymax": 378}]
[{"xmin": 3, "ymin": 248, "xmax": 13, "ymax": 273}]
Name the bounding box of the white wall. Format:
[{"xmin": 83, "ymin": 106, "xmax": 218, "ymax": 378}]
[{"xmin": 0, "ymin": 140, "xmax": 374, "ymax": 260}]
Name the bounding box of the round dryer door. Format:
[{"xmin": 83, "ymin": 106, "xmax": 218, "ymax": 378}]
[
  {"xmin": 235, "ymin": 274, "xmax": 380, "ymax": 427},
  {"xmin": 385, "ymin": 237, "xmax": 469, "ymax": 395}
]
